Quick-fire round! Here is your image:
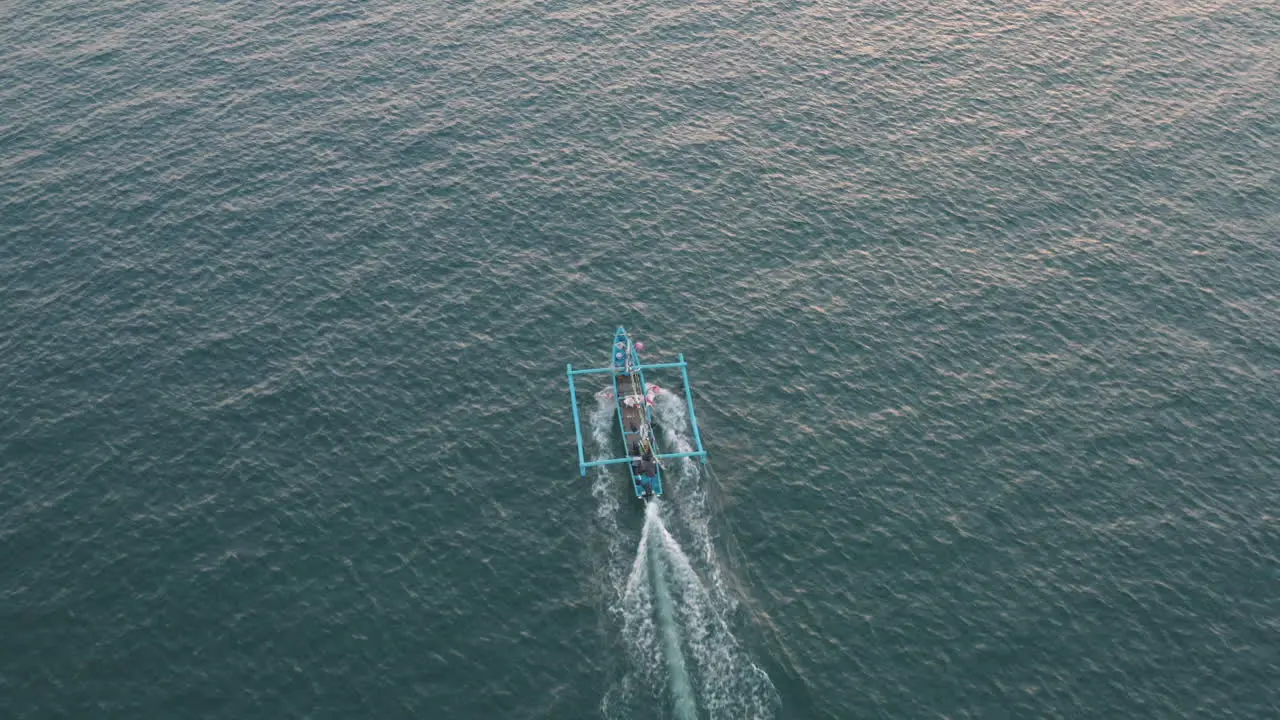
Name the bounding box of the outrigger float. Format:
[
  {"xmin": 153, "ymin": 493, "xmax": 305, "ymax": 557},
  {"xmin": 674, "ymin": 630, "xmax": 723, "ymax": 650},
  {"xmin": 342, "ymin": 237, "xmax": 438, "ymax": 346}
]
[{"xmin": 566, "ymin": 327, "xmax": 708, "ymax": 500}]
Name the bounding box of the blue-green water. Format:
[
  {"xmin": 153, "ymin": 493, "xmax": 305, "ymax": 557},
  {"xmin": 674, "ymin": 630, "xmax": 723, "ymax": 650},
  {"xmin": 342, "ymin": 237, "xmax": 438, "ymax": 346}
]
[{"xmin": 2, "ymin": 0, "xmax": 1278, "ymax": 717}]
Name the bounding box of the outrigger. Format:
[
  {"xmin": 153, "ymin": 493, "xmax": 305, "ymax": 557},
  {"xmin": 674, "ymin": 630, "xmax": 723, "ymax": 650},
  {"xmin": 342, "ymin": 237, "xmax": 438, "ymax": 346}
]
[{"xmin": 566, "ymin": 327, "xmax": 708, "ymax": 499}]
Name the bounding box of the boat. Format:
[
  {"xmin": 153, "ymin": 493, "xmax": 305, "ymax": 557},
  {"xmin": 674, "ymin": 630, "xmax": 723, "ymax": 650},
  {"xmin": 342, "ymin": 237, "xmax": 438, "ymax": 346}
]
[{"xmin": 566, "ymin": 327, "xmax": 708, "ymax": 499}]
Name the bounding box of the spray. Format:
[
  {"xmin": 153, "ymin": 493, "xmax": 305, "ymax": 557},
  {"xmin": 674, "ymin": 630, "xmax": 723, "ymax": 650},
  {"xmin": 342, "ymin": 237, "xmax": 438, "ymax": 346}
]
[
  {"xmin": 651, "ymin": 392, "xmax": 731, "ymax": 611},
  {"xmin": 590, "ymin": 389, "xmax": 624, "ymax": 589},
  {"xmin": 646, "ymin": 500, "xmax": 698, "ymax": 720},
  {"xmin": 599, "ymin": 386, "xmax": 781, "ymax": 720}
]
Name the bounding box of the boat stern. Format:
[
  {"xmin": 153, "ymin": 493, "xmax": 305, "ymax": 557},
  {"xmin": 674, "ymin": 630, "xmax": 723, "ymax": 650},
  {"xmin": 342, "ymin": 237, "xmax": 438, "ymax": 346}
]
[{"xmin": 632, "ymin": 471, "xmax": 664, "ymax": 499}]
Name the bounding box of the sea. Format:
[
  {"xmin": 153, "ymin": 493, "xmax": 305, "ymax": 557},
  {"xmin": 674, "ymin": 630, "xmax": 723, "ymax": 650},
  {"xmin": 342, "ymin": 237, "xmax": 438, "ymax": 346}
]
[{"xmin": 1, "ymin": 0, "xmax": 1277, "ymax": 718}]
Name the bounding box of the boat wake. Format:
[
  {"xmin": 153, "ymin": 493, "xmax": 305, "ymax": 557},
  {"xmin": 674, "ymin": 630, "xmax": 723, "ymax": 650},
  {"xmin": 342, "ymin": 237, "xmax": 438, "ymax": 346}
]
[
  {"xmin": 590, "ymin": 390, "xmax": 624, "ymax": 590},
  {"xmin": 591, "ymin": 394, "xmax": 780, "ymax": 720},
  {"xmin": 651, "ymin": 393, "xmax": 734, "ymax": 614}
]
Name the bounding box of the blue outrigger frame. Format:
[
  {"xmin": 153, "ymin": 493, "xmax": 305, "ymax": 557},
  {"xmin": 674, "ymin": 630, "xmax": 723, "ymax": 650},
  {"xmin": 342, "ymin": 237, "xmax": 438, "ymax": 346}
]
[{"xmin": 566, "ymin": 327, "xmax": 708, "ymax": 499}]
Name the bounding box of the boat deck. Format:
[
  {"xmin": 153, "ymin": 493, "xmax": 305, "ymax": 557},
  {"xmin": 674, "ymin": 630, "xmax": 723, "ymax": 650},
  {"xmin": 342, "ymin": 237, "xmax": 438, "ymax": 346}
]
[{"xmin": 621, "ymin": 398, "xmax": 644, "ymax": 433}]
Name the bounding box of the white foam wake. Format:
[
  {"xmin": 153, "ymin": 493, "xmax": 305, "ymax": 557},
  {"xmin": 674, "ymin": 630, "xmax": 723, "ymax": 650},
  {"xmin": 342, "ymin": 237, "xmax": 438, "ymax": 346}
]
[
  {"xmin": 598, "ymin": 388, "xmax": 779, "ymax": 720},
  {"xmin": 651, "ymin": 392, "xmax": 733, "ymax": 614},
  {"xmin": 610, "ymin": 499, "xmax": 779, "ymax": 719},
  {"xmin": 589, "ymin": 389, "xmax": 623, "ymax": 589},
  {"xmin": 646, "ymin": 501, "xmax": 698, "ymax": 720},
  {"xmin": 654, "ymin": 506, "xmax": 779, "ymax": 719}
]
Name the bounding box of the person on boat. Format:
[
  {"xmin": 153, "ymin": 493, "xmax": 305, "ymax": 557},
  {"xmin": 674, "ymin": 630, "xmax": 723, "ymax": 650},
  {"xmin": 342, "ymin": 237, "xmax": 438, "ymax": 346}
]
[{"xmin": 640, "ymin": 448, "xmax": 657, "ymax": 474}]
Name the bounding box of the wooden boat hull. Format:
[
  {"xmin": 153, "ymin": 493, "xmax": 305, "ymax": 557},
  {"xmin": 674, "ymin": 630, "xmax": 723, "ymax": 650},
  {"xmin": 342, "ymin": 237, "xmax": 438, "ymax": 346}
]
[{"xmin": 610, "ymin": 327, "xmax": 663, "ymax": 498}]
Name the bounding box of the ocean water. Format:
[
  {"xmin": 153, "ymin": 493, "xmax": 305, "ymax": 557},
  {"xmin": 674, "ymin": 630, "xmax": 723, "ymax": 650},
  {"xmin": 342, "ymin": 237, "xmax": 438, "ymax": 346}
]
[{"xmin": 2, "ymin": 0, "xmax": 1278, "ymax": 717}]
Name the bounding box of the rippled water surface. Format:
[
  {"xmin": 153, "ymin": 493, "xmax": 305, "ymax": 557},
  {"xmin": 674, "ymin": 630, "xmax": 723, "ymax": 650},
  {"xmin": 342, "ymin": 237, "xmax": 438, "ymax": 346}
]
[{"xmin": 2, "ymin": 0, "xmax": 1277, "ymax": 718}]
